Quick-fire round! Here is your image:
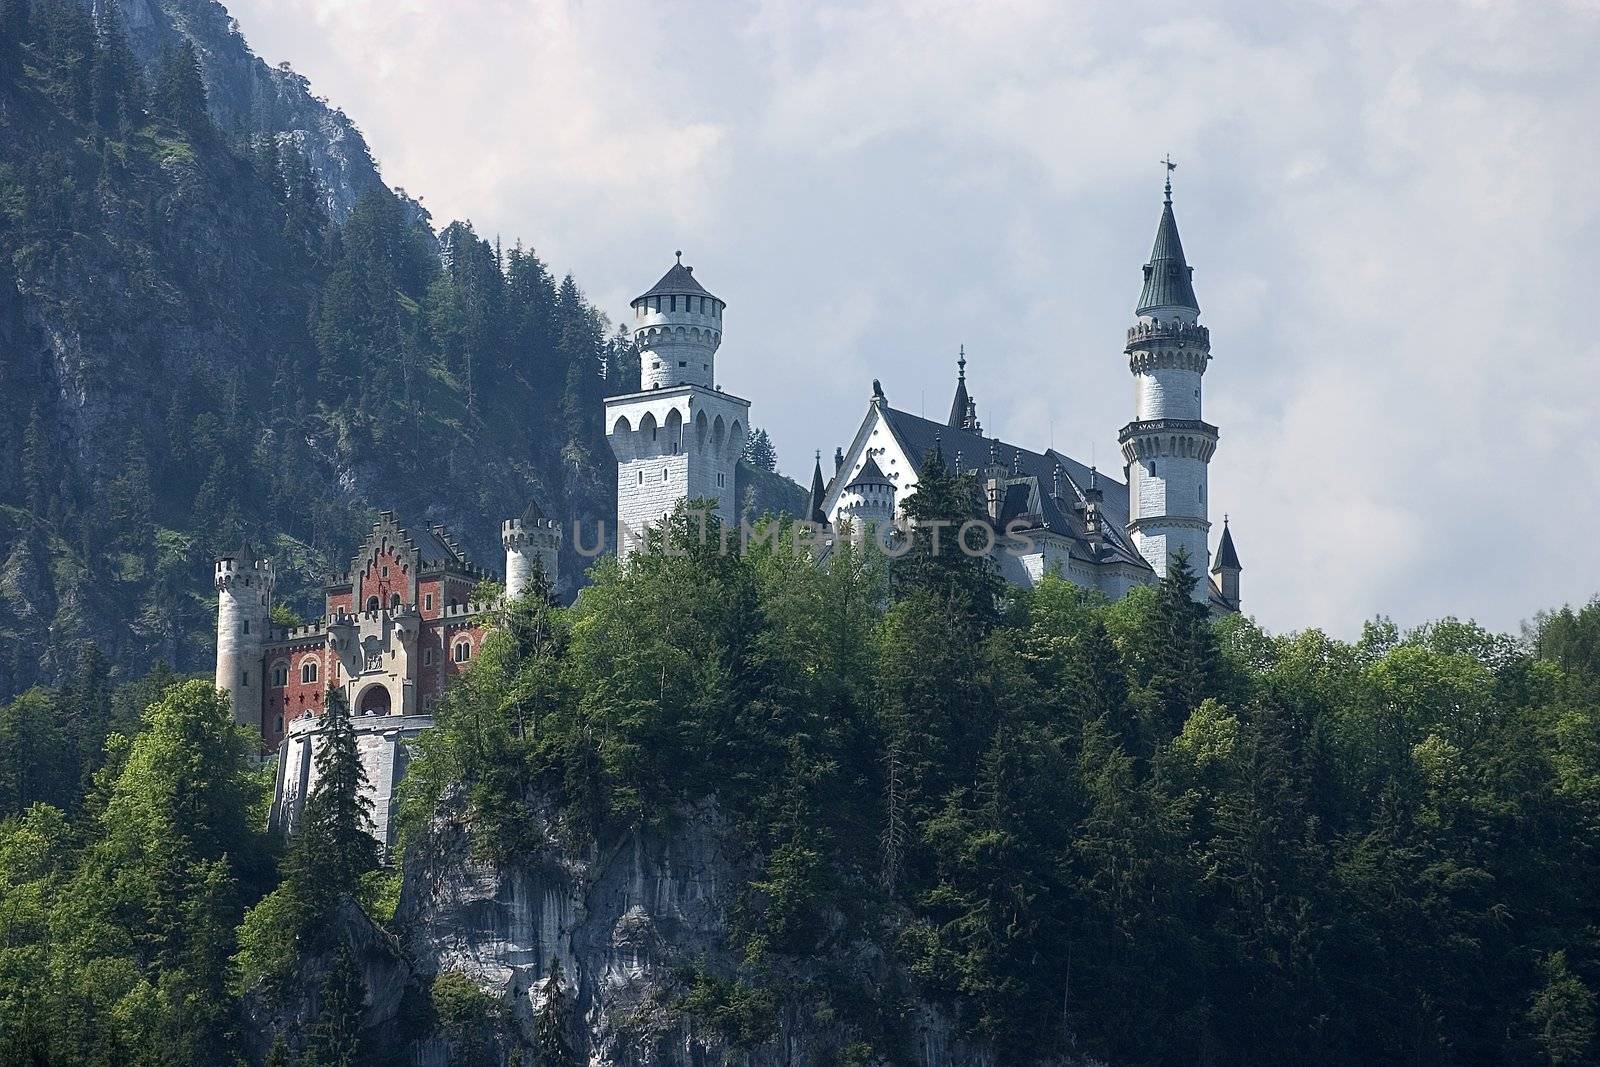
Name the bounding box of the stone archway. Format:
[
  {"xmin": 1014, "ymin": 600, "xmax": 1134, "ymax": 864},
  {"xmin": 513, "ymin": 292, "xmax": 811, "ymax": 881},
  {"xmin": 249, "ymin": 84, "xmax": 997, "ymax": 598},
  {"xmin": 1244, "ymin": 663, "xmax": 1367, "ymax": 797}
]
[{"xmin": 357, "ymin": 684, "xmax": 391, "ymax": 716}]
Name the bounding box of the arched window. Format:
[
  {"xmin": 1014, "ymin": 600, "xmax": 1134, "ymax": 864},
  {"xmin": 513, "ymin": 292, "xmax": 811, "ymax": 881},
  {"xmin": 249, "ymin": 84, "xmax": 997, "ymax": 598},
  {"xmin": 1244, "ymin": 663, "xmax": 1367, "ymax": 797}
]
[
  {"xmin": 301, "ymin": 660, "xmax": 318, "ymax": 684},
  {"xmin": 454, "ymin": 640, "xmax": 471, "ymax": 663},
  {"xmin": 366, "ymin": 596, "xmax": 380, "ymax": 612},
  {"xmin": 389, "ymin": 593, "xmax": 401, "ymax": 611},
  {"xmin": 271, "ymin": 662, "xmax": 289, "ymax": 687}
]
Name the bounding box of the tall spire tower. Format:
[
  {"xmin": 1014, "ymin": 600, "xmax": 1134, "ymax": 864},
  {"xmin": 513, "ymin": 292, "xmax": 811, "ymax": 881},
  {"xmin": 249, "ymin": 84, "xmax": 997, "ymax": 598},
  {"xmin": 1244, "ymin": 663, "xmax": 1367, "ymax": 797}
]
[
  {"xmin": 605, "ymin": 254, "xmax": 749, "ymax": 559},
  {"xmin": 1119, "ymin": 159, "xmax": 1218, "ymax": 597}
]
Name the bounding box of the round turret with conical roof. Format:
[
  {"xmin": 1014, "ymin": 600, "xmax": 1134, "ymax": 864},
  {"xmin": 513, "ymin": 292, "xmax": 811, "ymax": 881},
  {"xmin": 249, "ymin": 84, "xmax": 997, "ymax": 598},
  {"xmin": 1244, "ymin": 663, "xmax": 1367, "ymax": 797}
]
[
  {"xmin": 837, "ymin": 455, "xmax": 897, "ymax": 547},
  {"xmin": 632, "ymin": 252, "xmax": 725, "ymax": 390}
]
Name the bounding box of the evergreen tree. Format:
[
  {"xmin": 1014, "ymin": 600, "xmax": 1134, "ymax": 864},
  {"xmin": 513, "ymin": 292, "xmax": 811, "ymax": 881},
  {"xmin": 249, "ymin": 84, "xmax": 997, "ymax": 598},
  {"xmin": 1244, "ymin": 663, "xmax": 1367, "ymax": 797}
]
[
  {"xmin": 742, "ymin": 427, "xmax": 778, "ymax": 472},
  {"xmin": 535, "ymin": 959, "xmax": 578, "ymax": 1067},
  {"xmin": 90, "ymin": 0, "xmax": 140, "ymax": 134},
  {"xmin": 1527, "ymin": 951, "xmax": 1597, "ymax": 1066},
  {"xmin": 284, "ymin": 687, "xmax": 378, "ymax": 932},
  {"xmin": 890, "ymin": 446, "xmax": 1005, "ymax": 632},
  {"xmin": 153, "ymin": 38, "xmax": 207, "ymax": 135},
  {"xmin": 305, "ymin": 939, "xmax": 366, "ymax": 1067},
  {"xmin": 1145, "ymin": 548, "xmax": 1221, "ymax": 740}
]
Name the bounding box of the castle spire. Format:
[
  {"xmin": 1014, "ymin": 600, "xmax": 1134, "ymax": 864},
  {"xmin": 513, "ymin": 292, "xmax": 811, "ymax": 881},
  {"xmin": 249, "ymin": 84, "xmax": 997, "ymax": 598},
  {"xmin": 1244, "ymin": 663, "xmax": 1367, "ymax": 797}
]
[
  {"xmin": 947, "ymin": 345, "xmax": 973, "ymax": 430},
  {"xmin": 808, "ymin": 451, "xmax": 827, "ymax": 525},
  {"xmin": 1137, "ymin": 158, "xmax": 1199, "ymax": 316}
]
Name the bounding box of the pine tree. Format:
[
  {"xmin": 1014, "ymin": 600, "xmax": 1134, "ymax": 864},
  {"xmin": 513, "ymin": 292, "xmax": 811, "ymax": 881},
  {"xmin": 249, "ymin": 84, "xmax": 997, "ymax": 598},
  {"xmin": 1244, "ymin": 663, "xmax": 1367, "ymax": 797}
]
[
  {"xmin": 1528, "ymin": 951, "xmax": 1596, "ymax": 1066},
  {"xmin": 305, "ymin": 939, "xmax": 365, "ymax": 1067},
  {"xmin": 284, "ymin": 687, "xmax": 378, "ymax": 934},
  {"xmin": 534, "ymin": 959, "xmax": 577, "ymax": 1067},
  {"xmin": 742, "ymin": 427, "xmax": 778, "ymax": 472},
  {"xmin": 890, "ymin": 446, "xmax": 1005, "ymax": 632},
  {"xmin": 91, "ymin": 0, "xmax": 141, "ymax": 134},
  {"xmin": 153, "ymin": 38, "xmax": 207, "ymax": 135},
  {"xmin": 1145, "ymin": 548, "xmax": 1220, "ymax": 740}
]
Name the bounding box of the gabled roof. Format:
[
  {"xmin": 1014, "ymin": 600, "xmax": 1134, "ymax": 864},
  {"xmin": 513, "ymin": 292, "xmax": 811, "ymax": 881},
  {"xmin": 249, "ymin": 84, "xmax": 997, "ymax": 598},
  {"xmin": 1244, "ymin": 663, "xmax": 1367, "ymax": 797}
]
[
  {"xmin": 635, "ymin": 258, "xmax": 717, "ymax": 304},
  {"xmin": 1137, "ymin": 198, "xmax": 1200, "ymax": 315},
  {"xmin": 876, "ymin": 406, "xmax": 1150, "ymax": 570}
]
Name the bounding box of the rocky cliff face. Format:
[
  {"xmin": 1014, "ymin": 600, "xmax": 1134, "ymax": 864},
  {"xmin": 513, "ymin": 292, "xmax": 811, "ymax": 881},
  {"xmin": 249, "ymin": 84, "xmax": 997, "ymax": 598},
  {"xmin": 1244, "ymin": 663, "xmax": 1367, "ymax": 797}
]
[
  {"xmin": 94, "ymin": 0, "xmax": 387, "ymax": 219},
  {"xmin": 378, "ymin": 798, "xmax": 1020, "ymax": 1067}
]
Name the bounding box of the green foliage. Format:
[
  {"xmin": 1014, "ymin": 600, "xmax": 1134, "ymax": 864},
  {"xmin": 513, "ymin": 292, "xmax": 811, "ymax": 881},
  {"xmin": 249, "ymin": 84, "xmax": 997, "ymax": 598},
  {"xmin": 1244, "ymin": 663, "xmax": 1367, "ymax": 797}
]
[
  {"xmin": 742, "ymin": 427, "xmax": 778, "ymax": 472},
  {"xmin": 0, "ymin": 678, "xmax": 270, "ymax": 1064},
  {"xmin": 0, "ymin": 20, "xmax": 630, "ymax": 702},
  {"xmin": 675, "ymin": 965, "xmax": 779, "ymax": 1049},
  {"xmin": 237, "ymin": 688, "xmax": 378, "ymax": 990},
  {"xmin": 305, "ymin": 939, "xmax": 366, "ymax": 1067}
]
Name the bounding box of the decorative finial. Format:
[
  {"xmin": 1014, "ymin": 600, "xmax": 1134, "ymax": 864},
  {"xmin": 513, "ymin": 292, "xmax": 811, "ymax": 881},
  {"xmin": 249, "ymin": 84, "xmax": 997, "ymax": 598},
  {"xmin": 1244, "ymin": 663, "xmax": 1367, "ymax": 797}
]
[
  {"xmin": 1012, "ymin": 449, "xmax": 1022, "ymax": 475},
  {"xmin": 957, "ymin": 344, "xmax": 966, "ymax": 381},
  {"xmin": 1224, "ymin": 513, "xmax": 1229, "ymax": 526},
  {"xmin": 1090, "ymin": 464, "xmax": 1099, "ymax": 489},
  {"xmin": 1162, "ymin": 154, "xmax": 1176, "ymax": 204},
  {"xmin": 675, "ymin": 250, "xmax": 683, "ymax": 265},
  {"xmin": 872, "ymin": 378, "xmax": 885, "ymax": 402}
]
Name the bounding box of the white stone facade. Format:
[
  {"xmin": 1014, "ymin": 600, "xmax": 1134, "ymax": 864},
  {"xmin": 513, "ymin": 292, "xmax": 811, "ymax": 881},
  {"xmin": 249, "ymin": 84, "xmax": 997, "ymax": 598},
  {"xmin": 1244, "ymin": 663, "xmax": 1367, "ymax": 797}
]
[
  {"xmin": 215, "ymin": 553, "xmax": 273, "ymax": 727},
  {"xmin": 503, "ymin": 516, "xmax": 562, "ymax": 599},
  {"xmin": 270, "ymin": 711, "xmax": 434, "ymax": 851}
]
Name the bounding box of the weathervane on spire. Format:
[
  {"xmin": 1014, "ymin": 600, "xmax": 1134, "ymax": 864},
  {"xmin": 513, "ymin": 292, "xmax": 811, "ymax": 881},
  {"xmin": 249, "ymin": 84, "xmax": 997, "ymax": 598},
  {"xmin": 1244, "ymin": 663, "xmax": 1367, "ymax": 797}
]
[
  {"xmin": 675, "ymin": 250, "xmax": 683, "ymax": 265},
  {"xmin": 1162, "ymin": 154, "xmax": 1176, "ymax": 203}
]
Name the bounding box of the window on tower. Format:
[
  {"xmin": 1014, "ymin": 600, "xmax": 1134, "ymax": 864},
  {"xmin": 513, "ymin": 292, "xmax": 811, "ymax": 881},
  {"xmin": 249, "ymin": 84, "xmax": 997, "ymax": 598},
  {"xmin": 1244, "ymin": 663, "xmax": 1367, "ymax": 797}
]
[
  {"xmin": 454, "ymin": 641, "xmax": 471, "ymax": 663},
  {"xmin": 301, "ymin": 661, "xmax": 318, "ymax": 684},
  {"xmin": 243, "ymin": 619, "xmax": 249, "ymax": 634},
  {"xmin": 366, "ymin": 596, "xmax": 380, "ymax": 612}
]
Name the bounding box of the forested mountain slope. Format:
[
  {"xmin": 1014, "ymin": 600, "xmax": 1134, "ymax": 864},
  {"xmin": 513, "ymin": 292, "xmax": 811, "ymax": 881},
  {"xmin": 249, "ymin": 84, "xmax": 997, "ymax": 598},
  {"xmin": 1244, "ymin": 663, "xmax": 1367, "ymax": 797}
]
[{"xmin": 0, "ymin": 0, "xmax": 799, "ymax": 699}]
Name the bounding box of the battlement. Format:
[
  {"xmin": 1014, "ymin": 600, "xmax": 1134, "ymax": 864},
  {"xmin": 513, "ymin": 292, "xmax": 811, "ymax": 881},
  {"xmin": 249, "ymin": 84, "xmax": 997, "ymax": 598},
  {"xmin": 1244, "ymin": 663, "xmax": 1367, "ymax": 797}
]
[
  {"xmin": 440, "ymin": 600, "xmax": 494, "ymax": 621},
  {"xmin": 1126, "ymin": 319, "xmax": 1209, "ymax": 349},
  {"xmin": 215, "ymin": 555, "xmax": 274, "ymax": 590},
  {"xmin": 273, "ymin": 621, "xmax": 330, "ymax": 643}
]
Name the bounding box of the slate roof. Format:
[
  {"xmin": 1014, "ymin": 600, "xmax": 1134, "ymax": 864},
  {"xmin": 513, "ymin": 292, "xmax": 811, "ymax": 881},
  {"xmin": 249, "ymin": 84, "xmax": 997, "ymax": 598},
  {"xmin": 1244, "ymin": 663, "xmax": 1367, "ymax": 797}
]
[
  {"xmin": 1137, "ymin": 199, "xmax": 1200, "ymax": 315},
  {"xmin": 846, "ymin": 454, "xmax": 893, "ymax": 490},
  {"xmin": 948, "ymin": 376, "xmax": 970, "ymax": 429},
  {"xmin": 1214, "ymin": 521, "xmax": 1241, "ymax": 571},
  {"xmin": 420, "ymin": 526, "xmax": 472, "ymax": 570},
  {"xmin": 877, "ymin": 406, "xmax": 1150, "ymax": 570},
  {"xmin": 808, "ymin": 456, "xmax": 827, "ymax": 524},
  {"xmin": 635, "ymin": 260, "xmax": 716, "ymax": 304}
]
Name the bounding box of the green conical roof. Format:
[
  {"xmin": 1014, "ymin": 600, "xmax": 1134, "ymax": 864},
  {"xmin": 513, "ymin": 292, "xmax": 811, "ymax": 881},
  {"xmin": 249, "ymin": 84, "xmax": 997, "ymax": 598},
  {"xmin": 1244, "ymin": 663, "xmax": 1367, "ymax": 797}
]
[{"xmin": 1136, "ymin": 198, "xmax": 1199, "ymax": 315}]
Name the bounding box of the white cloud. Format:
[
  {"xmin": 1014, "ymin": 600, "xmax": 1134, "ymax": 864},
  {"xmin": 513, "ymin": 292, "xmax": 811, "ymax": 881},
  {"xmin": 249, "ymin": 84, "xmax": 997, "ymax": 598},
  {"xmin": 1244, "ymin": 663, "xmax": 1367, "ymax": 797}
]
[{"xmin": 229, "ymin": 0, "xmax": 1600, "ymax": 636}]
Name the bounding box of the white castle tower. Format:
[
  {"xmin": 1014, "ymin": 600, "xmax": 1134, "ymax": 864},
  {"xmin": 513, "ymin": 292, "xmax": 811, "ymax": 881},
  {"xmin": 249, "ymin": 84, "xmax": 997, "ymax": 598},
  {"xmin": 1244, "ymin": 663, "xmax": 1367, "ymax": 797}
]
[
  {"xmin": 606, "ymin": 253, "xmax": 749, "ymax": 559},
  {"xmin": 502, "ymin": 502, "xmax": 562, "ymax": 599},
  {"xmin": 215, "ymin": 543, "xmax": 273, "ymax": 727},
  {"xmin": 1120, "ymin": 166, "xmax": 1218, "ymax": 597}
]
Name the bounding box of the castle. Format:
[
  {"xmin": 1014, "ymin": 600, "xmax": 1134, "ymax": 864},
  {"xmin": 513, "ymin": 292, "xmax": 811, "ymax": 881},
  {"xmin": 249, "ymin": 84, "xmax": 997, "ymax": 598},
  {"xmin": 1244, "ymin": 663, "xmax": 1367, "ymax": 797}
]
[
  {"xmin": 225, "ymin": 175, "xmax": 1240, "ymax": 847},
  {"xmin": 216, "ymin": 508, "xmax": 560, "ymax": 844},
  {"xmin": 604, "ymin": 173, "xmax": 1241, "ymax": 609}
]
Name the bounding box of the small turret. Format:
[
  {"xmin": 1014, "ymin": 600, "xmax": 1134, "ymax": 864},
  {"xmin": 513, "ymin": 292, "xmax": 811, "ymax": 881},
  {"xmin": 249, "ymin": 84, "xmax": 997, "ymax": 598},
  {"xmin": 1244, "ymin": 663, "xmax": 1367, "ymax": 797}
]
[
  {"xmin": 1211, "ymin": 516, "xmax": 1242, "ymax": 609},
  {"xmin": 215, "ymin": 542, "xmax": 274, "ymax": 731},
  {"xmin": 837, "ymin": 455, "xmax": 896, "ymax": 549},
  {"xmin": 503, "ymin": 501, "xmax": 562, "ymax": 600},
  {"xmin": 632, "ymin": 251, "xmax": 725, "ymax": 391}
]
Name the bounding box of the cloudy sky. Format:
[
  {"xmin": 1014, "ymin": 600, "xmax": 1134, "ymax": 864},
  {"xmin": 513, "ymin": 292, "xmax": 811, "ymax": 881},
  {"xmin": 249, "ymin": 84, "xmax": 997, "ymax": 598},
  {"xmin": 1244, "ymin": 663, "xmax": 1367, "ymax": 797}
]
[{"xmin": 230, "ymin": 0, "xmax": 1600, "ymax": 638}]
